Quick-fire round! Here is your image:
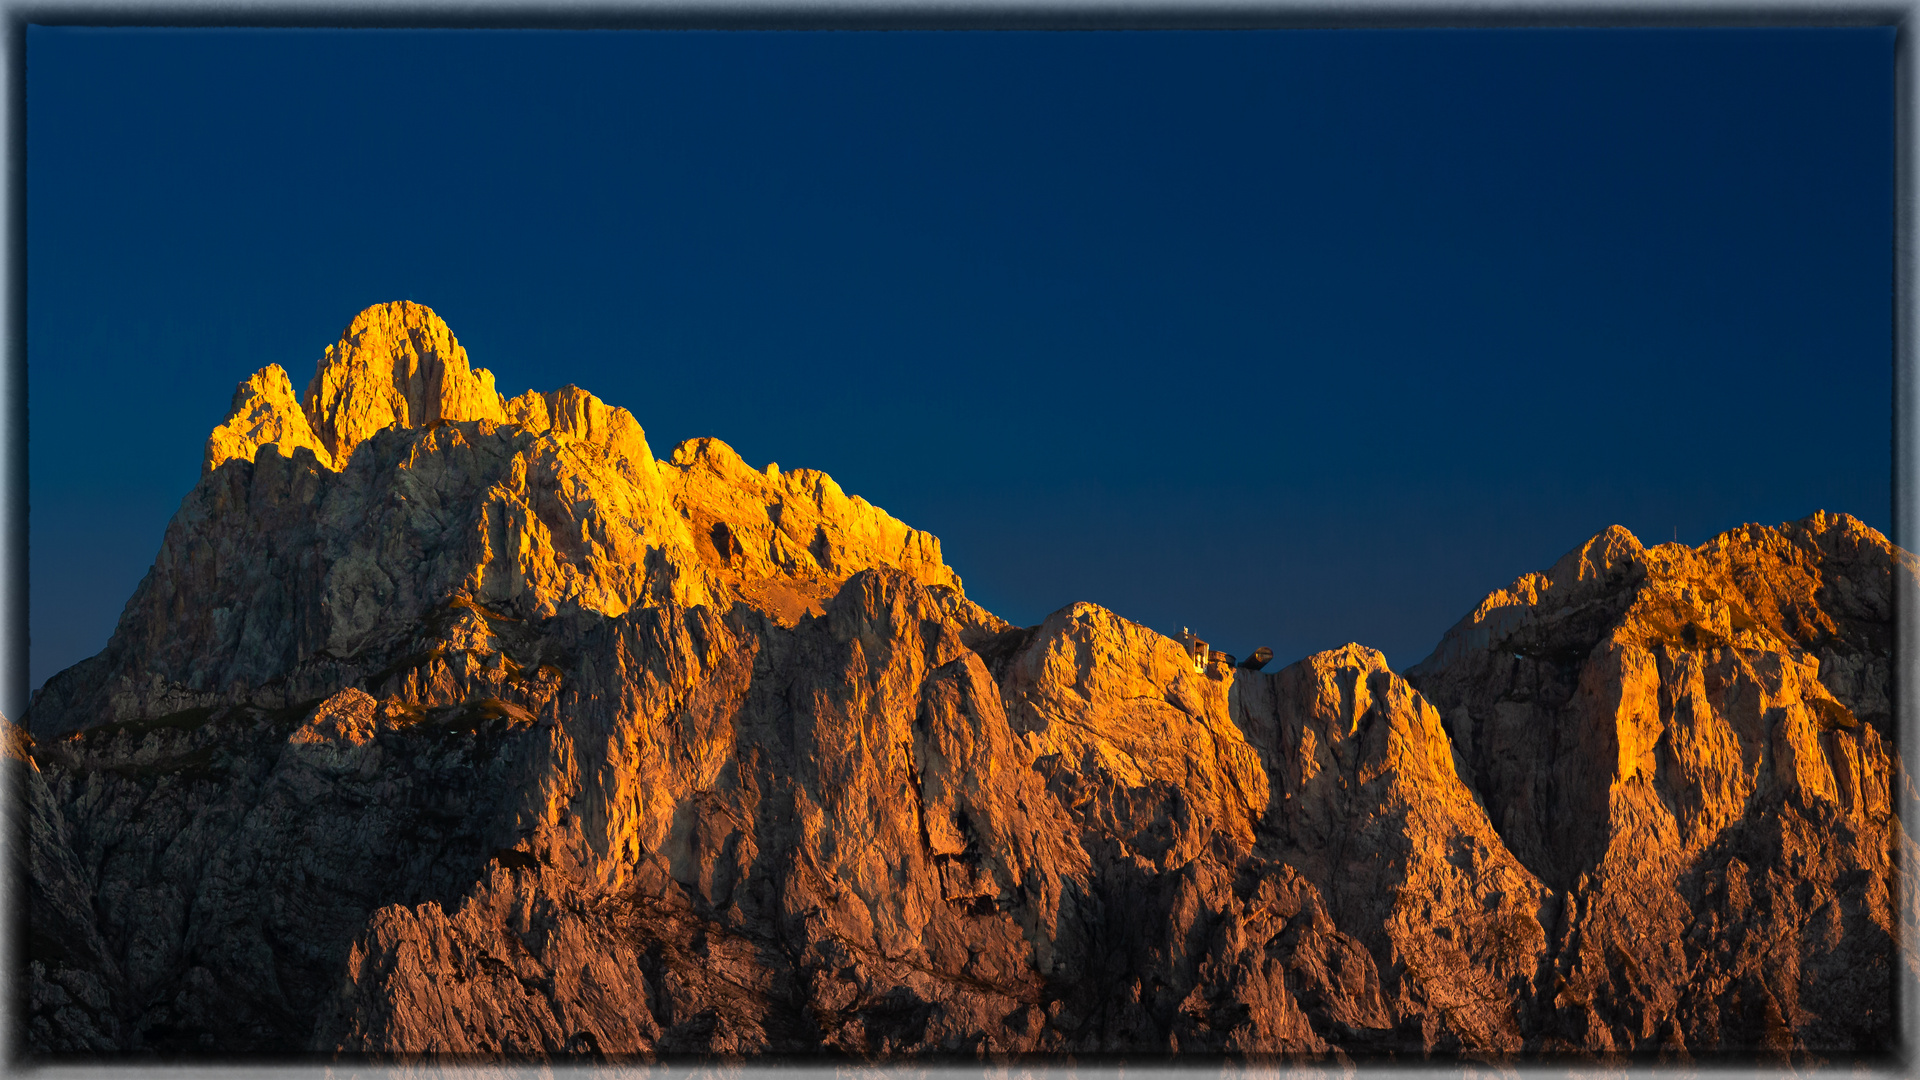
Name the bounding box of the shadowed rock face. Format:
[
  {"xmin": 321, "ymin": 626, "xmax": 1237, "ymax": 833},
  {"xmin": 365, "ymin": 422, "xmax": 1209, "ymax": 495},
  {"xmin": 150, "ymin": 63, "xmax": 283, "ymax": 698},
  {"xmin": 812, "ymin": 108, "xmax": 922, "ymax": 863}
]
[{"xmin": 16, "ymin": 304, "xmax": 1912, "ymax": 1064}]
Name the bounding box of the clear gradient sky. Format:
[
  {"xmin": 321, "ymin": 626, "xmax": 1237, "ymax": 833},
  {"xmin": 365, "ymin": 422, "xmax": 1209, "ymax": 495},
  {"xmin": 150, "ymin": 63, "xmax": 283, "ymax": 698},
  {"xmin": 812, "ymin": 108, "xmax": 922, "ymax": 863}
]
[{"xmin": 23, "ymin": 26, "xmax": 1894, "ymax": 711}]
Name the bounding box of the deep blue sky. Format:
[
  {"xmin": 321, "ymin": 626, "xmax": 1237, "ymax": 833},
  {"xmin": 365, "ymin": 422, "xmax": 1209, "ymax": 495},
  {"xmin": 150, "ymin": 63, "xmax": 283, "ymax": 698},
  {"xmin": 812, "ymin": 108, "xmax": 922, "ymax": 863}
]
[{"xmin": 24, "ymin": 27, "xmax": 1894, "ymax": 707}]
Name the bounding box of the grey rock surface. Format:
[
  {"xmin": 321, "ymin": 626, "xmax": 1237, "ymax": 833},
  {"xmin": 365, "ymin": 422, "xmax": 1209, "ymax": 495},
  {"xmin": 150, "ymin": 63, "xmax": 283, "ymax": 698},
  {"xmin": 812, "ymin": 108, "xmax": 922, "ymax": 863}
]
[{"xmin": 15, "ymin": 304, "xmax": 1910, "ymax": 1065}]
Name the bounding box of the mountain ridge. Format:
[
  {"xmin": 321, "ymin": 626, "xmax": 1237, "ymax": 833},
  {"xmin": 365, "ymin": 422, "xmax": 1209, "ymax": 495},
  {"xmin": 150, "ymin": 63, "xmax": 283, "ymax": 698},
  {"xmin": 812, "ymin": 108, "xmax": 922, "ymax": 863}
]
[
  {"xmin": 17, "ymin": 302, "xmax": 1912, "ymax": 1063},
  {"xmin": 36, "ymin": 302, "xmax": 959, "ymax": 741}
]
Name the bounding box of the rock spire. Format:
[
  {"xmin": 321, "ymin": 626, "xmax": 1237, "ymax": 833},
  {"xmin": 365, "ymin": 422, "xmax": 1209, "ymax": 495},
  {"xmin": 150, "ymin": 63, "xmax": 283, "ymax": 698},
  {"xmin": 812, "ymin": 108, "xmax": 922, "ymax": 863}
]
[{"xmin": 205, "ymin": 301, "xmax": 510, "ymax": 474}]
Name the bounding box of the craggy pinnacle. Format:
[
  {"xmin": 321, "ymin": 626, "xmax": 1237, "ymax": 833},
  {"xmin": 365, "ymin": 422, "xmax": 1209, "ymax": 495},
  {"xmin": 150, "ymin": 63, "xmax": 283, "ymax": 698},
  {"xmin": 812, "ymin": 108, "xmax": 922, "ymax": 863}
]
[{"xmin": 16, "ymin": 303, "xmax": 1913, "ymax": 1064}]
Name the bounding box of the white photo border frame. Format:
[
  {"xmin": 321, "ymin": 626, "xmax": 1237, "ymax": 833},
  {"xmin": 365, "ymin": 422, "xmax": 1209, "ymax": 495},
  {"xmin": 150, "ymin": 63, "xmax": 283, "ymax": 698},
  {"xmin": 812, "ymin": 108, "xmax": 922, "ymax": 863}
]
[{"xmin": 0, "ymin": 4, "xmax": 1909, "ymax": 1077}]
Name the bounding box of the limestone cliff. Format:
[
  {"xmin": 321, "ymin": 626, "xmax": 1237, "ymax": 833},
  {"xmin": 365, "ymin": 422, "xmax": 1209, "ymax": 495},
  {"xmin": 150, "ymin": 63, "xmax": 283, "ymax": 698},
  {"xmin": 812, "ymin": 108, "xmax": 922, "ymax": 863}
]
[
  {"xmin": 16, "ymin": 303, "xmax": 1911, "ymax": 1064},
  {"xmin": 1407, "ymin": 512, "xmax": 1913, "ymax": 1056},
  {"xmin": 34, "ymin": 302, "xmax": 956, "ymax": 740},
  {"xmin": 202, "ymin": 365, "xmax": 332, "ymax": 475}
]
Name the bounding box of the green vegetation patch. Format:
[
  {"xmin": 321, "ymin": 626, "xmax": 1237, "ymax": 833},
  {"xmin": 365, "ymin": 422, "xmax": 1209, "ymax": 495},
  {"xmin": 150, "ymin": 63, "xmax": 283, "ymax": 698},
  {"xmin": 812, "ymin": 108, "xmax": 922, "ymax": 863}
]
[
  {"xmin": 386, "ymin": 697, "xmax": 535, "ymax": 739},
  {"xmin": 1811, "ymin": 695, "xmax": 1861, "ymax": 730},
  {"xmin": 361, "ymin": 646, "xmax": 449, "ymax": 693},
  {"xmin": 78, "ymin": 705, "xmax": 219, "ymax": 744},
  {"xmin": 379, "ymin": 699, "xmax": 430, "ymax": 726},
  {"xmin": 506, "ymin": 662, "xmax": 563, "ymax": 687},
  {"xmin": 101, "ymin": 744, "xmax": 226, "ymax": 784},
  {"xmin": 259, "ymin": 697, "xmax": 330, "ymax": 732},
  {"xmin": 439, "ymin": 594, "xmax": 524, "ymax": 625}
]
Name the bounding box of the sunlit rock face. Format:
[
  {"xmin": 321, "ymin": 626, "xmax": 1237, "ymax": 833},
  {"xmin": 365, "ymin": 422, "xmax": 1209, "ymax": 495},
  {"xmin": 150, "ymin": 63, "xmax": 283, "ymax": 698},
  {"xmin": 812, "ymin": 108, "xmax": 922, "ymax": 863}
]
[
  {"xmin": 202, "ymin": 363, "xmax": 333, "ymax": 475},
  {"xmin": 32, "ymin": 302, "xmax": 956, "ymax": 740},
  {"xmin": 1406, "ymin": 512, "xmax": 1914, "ymax": 1056},
  {"xmin": 15, "ymin": 303, "xmax": 1912, "ymax": 1063}
]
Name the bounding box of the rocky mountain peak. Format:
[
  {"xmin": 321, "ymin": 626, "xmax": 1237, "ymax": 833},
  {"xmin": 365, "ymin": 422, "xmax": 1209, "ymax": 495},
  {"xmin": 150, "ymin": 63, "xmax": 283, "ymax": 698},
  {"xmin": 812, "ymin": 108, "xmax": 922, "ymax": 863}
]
[
  {"xmin": 21, "ymin": 303, "xmax": 1912, "ymax": 1063},
  {"xmin": 1544, "ymin": 523, "xmax": 1647, "ymax": 594},
  {"xmin": 202, "ymin": 363, "xmax": 332, "ymax": 474},
  {"xmin": 1408, "ymin": 512, "xmax": 1906, "ymax": 892},
  {"xmin": 42, "ymin": 304, "xmax": 961, "ymax": 738},
  {"xmin": 302, "ymin": 300, "xmax": 509, "ymax": 466},
  {"xmin": 204, "ymin": 301, "xmax": 512, "ymax": 474}
]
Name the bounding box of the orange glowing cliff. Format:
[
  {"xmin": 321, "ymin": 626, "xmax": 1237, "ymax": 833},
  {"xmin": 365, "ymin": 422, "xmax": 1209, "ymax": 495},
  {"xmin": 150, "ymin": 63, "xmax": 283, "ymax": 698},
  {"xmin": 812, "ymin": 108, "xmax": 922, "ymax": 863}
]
[{"xmin": 16, "ymin": 302, "xmax": 1913, "ymax": 1063}]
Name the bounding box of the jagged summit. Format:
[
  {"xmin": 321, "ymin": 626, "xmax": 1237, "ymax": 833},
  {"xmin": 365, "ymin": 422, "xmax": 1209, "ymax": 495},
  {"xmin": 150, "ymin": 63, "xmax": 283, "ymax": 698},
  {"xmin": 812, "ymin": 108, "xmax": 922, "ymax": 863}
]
[
  {"xmin": 14, "ymin": 301, "xmax": 1912, "ymax": 1061},
  {"xmin": 207, "ymin": 301, "xmax": 510, "ymax": 474},
  {"xmin": 206, "ymin": 302, "xmax": 677, "ymax": 479},
  {"xmin": 1410, "ymin": 510, "xmax": 1900, "ymax": 731},
  {"xmin": 38, "ymin": 302, "xmax": 960, "ymax": 738},
  {"xmin": 203, "ymin": 363, "xmax": 333, "ymax": 473},
  {"xmin": 304, "ymin": 301, "xmax": 508, "ymax": 465}
]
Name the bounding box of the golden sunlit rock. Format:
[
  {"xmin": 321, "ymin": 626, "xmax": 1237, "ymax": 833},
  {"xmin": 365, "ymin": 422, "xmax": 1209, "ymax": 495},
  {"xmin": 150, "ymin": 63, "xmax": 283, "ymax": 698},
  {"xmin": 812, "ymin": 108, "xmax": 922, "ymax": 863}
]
[
  {"xmin": 15, "ymin": 303, "xmax": 1909, "ymax": 1062},
  {"xmin": 1407, "ymin": 512, "xmax": 1912, "ymax": 1056},
  {"xmin": 203, "ymin": 363, "xmax": 332, "ymax": 474},
  {"xmin": 303, "ymin": 300, "xmax": 508, "ymax": 466}
]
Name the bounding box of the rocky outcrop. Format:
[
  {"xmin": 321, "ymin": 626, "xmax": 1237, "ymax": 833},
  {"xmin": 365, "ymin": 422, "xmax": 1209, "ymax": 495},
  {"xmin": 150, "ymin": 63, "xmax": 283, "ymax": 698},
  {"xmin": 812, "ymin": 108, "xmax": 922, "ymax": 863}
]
[
  {"xmin": 202, "ymin": 365, "xmax": 332, "ymax": 475},
  {"xmin": 203, "ymin": 302, "xmax": 509, "ymax": 476},
  {"xmin": 15, "ymin": 576, "xmax": 1554, "ymax": 1060},
  {"xmin": 17, "ymin": 303, "xmax": 1911, "ymax": 1064},
  {"xmin": 35, "ymin": 304, "xmax": 955, "ymax": 740},
  {"xmin": 301, "ymin": 300, "xmax": 509, "ymax": 468},
  {"xmin": 1406, "ymin": 512, "xmax": 1914, "ymax": 1057}
]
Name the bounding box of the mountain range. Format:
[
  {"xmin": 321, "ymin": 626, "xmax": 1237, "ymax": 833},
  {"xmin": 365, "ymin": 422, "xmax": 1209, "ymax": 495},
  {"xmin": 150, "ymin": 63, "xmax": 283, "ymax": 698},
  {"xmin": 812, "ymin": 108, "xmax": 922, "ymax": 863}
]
[{"xmin": 16, "ymin": 301, "xmax": 1913, "ymax": 1064}]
